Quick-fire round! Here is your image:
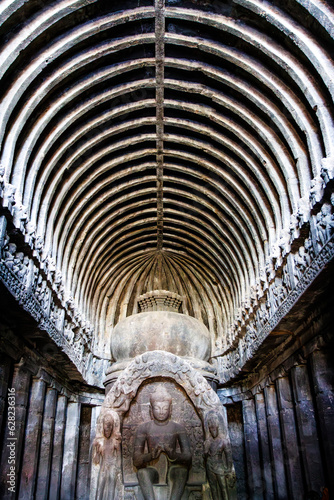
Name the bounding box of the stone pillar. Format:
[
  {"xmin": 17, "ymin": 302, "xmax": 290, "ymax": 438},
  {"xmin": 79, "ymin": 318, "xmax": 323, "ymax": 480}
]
[
  {"xmin": 89, "ymin": 405, "xmax": 101, "ymax": 500},
  {"xmin": 264, "ymin": 384, "xmax": 288, "ymax": 500},
  {"xmin": 291, "ymin": 362, "xmax": 325, "ymax": 495},
  {"xmin": 60, "ymin": 400, "xmax": 81, "ymax": 500},
  {"xmin": 76, "ymin": 406, "xmax": 92, "ymax": 500},
  {"xmin": 310, "ymin": 348, "xmax": 334, "ymax": 495},
  {"xmin": 275, "ymin": 375, "xmax": 304, "ymax": 500},
  {"xmin": 242, "ymin": 398, "xmax": 264, "ymax": 499},
  {"xmin": 35, "ymin": 387, "xmax": 57, "ymax": 500},
  {"xmin": 0, "ymin": 355, "xmax": 12, "ymax": 432},
  {"xmin": 18, "ymin": 376, "xmax": 46, "ymax": 500},
  {"xmin": 226, "ymin": 402, "xmax": 247, "ymax": 499},
  {"xmin": 254, "ymin": 392, "xmax": 274, "ymax": 500},
  {"xmin": 0, "ymin": 362, "xmax": 31, "ymax": 499},
  {"xmin": 49, "ymin": 394, "xmax": 67, "ymax": 500}
]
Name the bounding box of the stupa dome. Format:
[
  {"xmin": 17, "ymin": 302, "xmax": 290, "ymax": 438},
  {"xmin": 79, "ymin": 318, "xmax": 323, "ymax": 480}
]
[{"xmin": 111, "ymin": 310, "xmax": 211, "ymax": 362}]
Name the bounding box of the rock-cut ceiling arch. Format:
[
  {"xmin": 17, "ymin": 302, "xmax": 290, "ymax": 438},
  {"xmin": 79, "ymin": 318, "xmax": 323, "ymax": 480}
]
[{"xmin": 0, "ymin": 0, "xmax": 333, "ymax": 355}]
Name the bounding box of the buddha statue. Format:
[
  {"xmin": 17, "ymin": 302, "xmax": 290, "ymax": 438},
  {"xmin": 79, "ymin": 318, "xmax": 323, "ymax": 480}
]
[{"xmin": 133, "ymin": 386, "xmax": 192, "ymax": 500}]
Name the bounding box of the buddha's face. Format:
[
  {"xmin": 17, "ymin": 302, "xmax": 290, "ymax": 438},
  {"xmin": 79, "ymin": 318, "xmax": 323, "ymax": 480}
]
[
  {"xmin": 103, "ymin": 416, "xmax": 114, "ymax": 438},
  {"xmin": 151, "ymin": 400, "xmax": 171, "ymax": 422}
]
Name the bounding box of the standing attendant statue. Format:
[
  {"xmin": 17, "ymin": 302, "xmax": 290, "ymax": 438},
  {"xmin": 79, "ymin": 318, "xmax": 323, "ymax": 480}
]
[
  {"xmin": 93, "ymin": 410, "xmax": 121, "ymax": 500},
  {"xmin": 133, "ymin": 385, "xmax": 192, "ymax": 500},
  {"xmin": 204, "ymin": 413, "xmax": 236, "ymax": 500}
]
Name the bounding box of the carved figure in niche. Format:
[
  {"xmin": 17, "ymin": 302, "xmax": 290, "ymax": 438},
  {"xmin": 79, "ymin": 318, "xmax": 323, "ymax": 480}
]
[
  {"xmin": 204, "ymin": 413, "xmax": 236, "ymax": 500},
  {"xmin": 24, "ymin": 220, "xmax": 36, "ymax": 247},
  {"xmin": 3, "ymin": 242, "xmax": 16, "ymax": 270},
  {"xmin": 315, "ymin": 204, "xmax": 334, "ymax": 248},
  {"xmin": 310, "ymin": 175, "xmax": 324, "ymax": 207},
  {"xmin": 293, "ymin": 246, "xmax": 307, "ymax": 281},
  {"xmin": 13, "ymin": 252, "xmax": 29, "ymax": 284},
  {"xmin": 3, "ymin": 183, "xmax": 16, "ymax": 208},
  {"xmin": 93, "ymin": 410, "xmax": 121, "ymax": 500},
  {"xmin": 133, "ymin": 385, "xmax": 192, "ymax": 500}
]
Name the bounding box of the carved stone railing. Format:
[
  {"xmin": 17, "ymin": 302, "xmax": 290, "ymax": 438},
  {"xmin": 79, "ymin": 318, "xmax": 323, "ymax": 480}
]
[{"xmin": 137, "ymin": 290, "xmax": 184, "ymax": 312}]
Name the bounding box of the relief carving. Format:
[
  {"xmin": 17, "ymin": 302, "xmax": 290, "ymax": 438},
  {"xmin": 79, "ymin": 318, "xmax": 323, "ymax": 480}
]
[
  {"xmin": 133, "ymin": 385, "xmax": 192, "ymax": 500},
  {"xmin": 3, "ymin": 242, "xmax": 16, "ymax": 270},
  {"xmin": 93, "ymin": 410, "xmax": 122, "ymax": 500},
  {"xmin": 204, "ymin": 413, "xmax": 236, "ymax": 500},
  {"xmin": 315, "ymin": 204, "xmax": 334, "ymax": 249},
  {"xmin": 95, "ymin": 351, "xmax": 237, "ymax": 500}
]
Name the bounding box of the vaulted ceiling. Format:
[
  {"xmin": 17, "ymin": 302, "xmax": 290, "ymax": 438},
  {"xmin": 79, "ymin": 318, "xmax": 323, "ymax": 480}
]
[{"xmin": 1, "ymin": 0, "xmax": 333, "ymax": 354}]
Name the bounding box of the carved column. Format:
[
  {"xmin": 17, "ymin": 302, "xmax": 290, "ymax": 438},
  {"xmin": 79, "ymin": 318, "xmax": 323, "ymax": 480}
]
[
  {"xmin": 0, "ymin": 362, "xmax": 31, "ymax": 499},
  {"xmin": 49, "ymin": 394, "xmax": 67, "ymax": 500},
  {"xmin": 35, "ymin": 387, "xmax": 57, "ymax": 500},
  {"xmin": 18, "ymin": 376, "xmax": 46, "ymax": 500},
  {"xmin": 60, "ymin": 400, "xmax": 81, "ymax": 500},
  {"xmin": 242, "ymin": 398, "xmax": 264, "ymax": 499},
  {"xmin": 310, "ymin": 348, "xmax": 334, "ymax": 495},
  {"xmin": 0, "ymin": 355, "xmax": 12, "ymax": 432},
  {"xmin": 263, "ymin": 384, "xmax": 288, "ymax": 500},
  {"xmin": 291, "ymin": 362, "xmax": 325, "ymax": 494},
  {"xmin": 76, "ymin": 406, "xmax": 92, "ymax": 500},
  {"xmin": 254, "ymin": 392, "xmax": 274, "ymax": 500},
  {"xmin": 275, "ymin": 375, "xmax": 304, "ymax": 500},
  {"xmin": 226, "ymin": 403, "xmax": 247, "ymax": 499}
]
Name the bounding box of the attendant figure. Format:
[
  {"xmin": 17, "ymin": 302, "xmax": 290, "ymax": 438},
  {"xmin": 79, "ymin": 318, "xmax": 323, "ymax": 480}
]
[
  {"xmin": 204, "ymin": 414, "xmax": 236, "ymax": 500},
  {"xmin": 93, "ymin": 410, "xmax": 121, "ymax": 500}
]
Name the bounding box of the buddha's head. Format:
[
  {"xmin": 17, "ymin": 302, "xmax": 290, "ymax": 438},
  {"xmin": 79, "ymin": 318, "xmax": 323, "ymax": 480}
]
[{"xmin": 149, "ymin": 386, "xmax": 172, "ymax": 423}]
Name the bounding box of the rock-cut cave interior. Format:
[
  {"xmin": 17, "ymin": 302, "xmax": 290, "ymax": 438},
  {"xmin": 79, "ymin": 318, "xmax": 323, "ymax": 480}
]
[{"xmin": 0, "ymin": 1, "xmax": 333, "ymax": 499}]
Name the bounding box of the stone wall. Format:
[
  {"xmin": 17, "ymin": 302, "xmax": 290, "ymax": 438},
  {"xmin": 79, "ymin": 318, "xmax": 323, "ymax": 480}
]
[
  {"xmin": 220, "ymin": 323, "xmax": 334, "ymax": 499},
  {"xmin": 0, "ymin": 343, "xmax": 103, "ymax": 500}
]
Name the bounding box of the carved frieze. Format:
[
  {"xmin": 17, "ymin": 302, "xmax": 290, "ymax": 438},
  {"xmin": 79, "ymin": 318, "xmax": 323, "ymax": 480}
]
[
  {"xmin": 219, "ymin": 236, "xmax": 334, "ymax": 382},
  {"xmin": 0, "ymin": 226, "xmax": 104, "ymax": 385}
]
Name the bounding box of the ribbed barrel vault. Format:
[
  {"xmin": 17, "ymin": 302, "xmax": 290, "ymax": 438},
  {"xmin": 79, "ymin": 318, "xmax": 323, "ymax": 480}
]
[{"xmin": 1, "ymin": 0, "xmax": 333, "ymax": 355}]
